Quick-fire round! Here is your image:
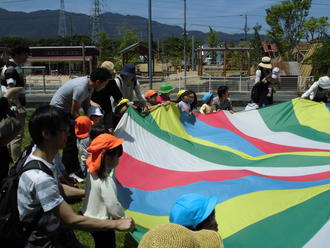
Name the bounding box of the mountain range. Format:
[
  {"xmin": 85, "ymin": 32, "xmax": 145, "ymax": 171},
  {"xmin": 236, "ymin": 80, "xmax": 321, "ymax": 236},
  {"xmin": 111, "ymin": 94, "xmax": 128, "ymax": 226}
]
[{"xmin": 0, "ymin": 8, "xmax": 261, "ymax": 42}]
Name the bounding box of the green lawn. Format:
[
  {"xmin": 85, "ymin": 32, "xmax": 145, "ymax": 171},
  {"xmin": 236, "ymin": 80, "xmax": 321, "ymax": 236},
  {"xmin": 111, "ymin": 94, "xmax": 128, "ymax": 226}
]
[{"xmin": 23, "ymin": 109, "xmax": 138, "ymax": 248}]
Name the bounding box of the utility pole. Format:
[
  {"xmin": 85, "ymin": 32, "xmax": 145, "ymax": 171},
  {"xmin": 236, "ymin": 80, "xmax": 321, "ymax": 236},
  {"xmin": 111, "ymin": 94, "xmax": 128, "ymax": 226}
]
[
  {"xmin": 191, "ymin": 35, "xmax": 195, "ymax": 71},
  {"xmin": 244, "ymin": 14, "xmax": 248, "ymax": 41},
  {"xmin": 58, "ymin": 0, "xmax": 67, "ymax": 37},
  {"xmin": 183, "ymin": 0, "xmax": 187, "ymax": 86},
  {"xmin": 91, "ymin": 0, "xmax": 102, "ymax": 43},
  {"xmin": 148, "ymin": 0, "xmax": 153, "ymax": 89}
]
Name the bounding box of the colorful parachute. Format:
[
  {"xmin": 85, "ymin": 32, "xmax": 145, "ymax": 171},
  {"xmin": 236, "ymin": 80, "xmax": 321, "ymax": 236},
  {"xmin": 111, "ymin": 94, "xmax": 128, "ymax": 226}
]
[{"xmin": 114, "ymin": 99, "xmax": 330, "ymax": 248}]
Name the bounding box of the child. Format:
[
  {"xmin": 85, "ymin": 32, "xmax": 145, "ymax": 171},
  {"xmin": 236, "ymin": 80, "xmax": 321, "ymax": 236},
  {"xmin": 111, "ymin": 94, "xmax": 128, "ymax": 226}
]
[
  {"xmin": 113, "ymin": 98, "xmax": 130, "ymax": 128},
  {"xmin": 75, "ymin": 115, "xmax": 94, "ymax": 177},
  {"xmin": 200, "ymin": 92, "xmax": 216, "ymax": 114},
  {"xmin": 245, "ymin": 100, "xmax": 259, "ymax": 111},
  {"xmin": 87, "ymin": 105, "xmax": 104, "ymax": 125},
  {"xmin": 301, "ymin": 76, "xmax": 330, "ymax": 103},
  {"xmin": 81, "ymin": 133, "xmax": 128, "ymax": 248},
  {"xmin": 144, "ymin": 90, "xmax": 162, "ymax": 111},
  {"xmin": 177, "ymin": 90, "xmax": 197, "ymax": 114},
  {"xmin": 212, "ymin": 85, "xmax": 234, "ymax": 113},
  {"xmin": 157, "ymin": 82, "xmax": 175, "ymax": 103}
]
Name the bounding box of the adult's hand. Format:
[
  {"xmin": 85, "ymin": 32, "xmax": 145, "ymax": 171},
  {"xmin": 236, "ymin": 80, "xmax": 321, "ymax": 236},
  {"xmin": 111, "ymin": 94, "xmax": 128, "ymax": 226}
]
[{"xmin": 114, "ymin": 218, "xmax": 135, "ymax": 232}]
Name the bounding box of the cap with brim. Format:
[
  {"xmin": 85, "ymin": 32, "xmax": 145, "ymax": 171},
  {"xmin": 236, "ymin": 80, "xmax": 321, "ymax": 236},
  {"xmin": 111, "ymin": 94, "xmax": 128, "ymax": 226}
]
[
  {"xmin": 138, "ymin": 223, "xmax": 223, "ymax": 248},
  {"xmin": 159, "ymin": 82, "xmax": 176, "ymax": 94},
  {"xmin": 177, "ymin": 89, "xmax": 187, "ymax": 98},
  {"xmin": 75, "ymin": 116, "xmax": 94, "ymax": 139},
  {"xmin": 318, "ymin": 76, "xmax": 330, "ymax": 89},
  {"xmin": 258, "ymin": 56, "xmax": 272, "ymax": 69},
  {"xmin": 101, "ymin": 61, "xmax": 116, "ymax": 75},
  {"xmin": 120, "ymin": 64, "xmax": 136, "ymax": 78},
  {"xmin": 87, "ymin": 105, "xmax": 104, "ymax": 117},
  {"xmin": 202, "ymin": 92, "xmax": 213, "ymax": 102},
  {"xmin": 169, "ymin": 193, "xmax": 218, "ymax": 228},
  {"xmin": 117, "ymin": 98, "xmax": 130, "ymax": 107},
  {"xmin": 144, "ymin": 90, "xmax": 158, "ymax": 99}
]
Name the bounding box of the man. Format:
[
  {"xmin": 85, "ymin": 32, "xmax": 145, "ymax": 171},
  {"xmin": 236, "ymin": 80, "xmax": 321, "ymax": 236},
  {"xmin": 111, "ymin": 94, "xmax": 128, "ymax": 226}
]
[
  {"xmin": 1, "ymin": 41, "xmax": 29, "ymax": 162},
  {"xmin": 91, "ymin": 61, "xmax": 123, "ymax": 132},
  {"xmin": 18, "ymin": 105, "xmax": 134, "ymax": 247},
  {"xmin": 50, "ymin": 68, "xmax": 110, "ymax": 176}
]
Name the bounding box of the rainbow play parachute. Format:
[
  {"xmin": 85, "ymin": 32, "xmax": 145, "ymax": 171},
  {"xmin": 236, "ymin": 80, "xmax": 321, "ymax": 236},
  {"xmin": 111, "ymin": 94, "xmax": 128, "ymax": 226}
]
[{"xmin": 114, "ymin": 99, "xmax": 330, "ymax": 248}]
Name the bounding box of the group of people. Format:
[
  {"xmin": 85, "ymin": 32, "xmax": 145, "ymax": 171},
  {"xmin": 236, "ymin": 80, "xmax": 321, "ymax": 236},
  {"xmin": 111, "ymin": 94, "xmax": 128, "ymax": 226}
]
[{"xmin": 0, "ymin": 41, "xmax": 329, "ymax": 248}]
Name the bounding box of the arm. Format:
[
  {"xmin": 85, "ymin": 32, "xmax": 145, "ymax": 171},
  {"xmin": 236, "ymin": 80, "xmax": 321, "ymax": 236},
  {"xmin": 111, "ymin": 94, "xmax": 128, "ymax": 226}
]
[
  {"xmin": 71, "ymin": 100, "xmax": 82, "ymax": 118},
  {"xmin": 301, "ymin": 82, "xmax": 318, "ymax": 99},
  {"xmin": 134, "ymin": 81, "xmax": 145, "ymax": 102},
  {"xmin": 54, "ymin": 201, "xmax": 134, "ymax": 232},
  {"xmin": 200, "ymin": 104, "xmax": 206, "ymax": 114},
  {"xmin": 59, "ymin": 183, "xmax": 85, "ymax": 199}
]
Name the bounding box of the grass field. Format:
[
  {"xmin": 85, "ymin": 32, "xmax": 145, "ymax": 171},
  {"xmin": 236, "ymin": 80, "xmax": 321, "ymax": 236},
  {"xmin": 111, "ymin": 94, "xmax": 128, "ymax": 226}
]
[{"xmin": 22, "ymin": 109, "xmax": 138, "ymax": 248}]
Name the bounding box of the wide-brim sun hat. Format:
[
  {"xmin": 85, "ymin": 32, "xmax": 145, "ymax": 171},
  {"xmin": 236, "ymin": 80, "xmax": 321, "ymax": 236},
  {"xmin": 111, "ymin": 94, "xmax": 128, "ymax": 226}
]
[
  {"xmin": 318, "ymin": 76, "xmax": 330, "ymax": 89},
  {"xmin": 120, "ymin": 64, "xmax": 136, "ymax": 78},
  {"xmin": 258, "ymin": 56, "xmax": 272, "ymax": 69},
  {"xmin": 202, "ymin": 92, "xmax": 213, "ymax": 103},
  {"xmin": 159, "ymin": 82, "xmax": 176, "ymax": 94},
  {"xmin": 138, "ymin": 223, "xmax": 223, "ymax": 248},
  {"xmin": 169, "ymin": 193, "xmax": 218, "ymax": 229},
  {"xmin": 101, "ymin": 61, "xmax": 116, "ymax": 75}
]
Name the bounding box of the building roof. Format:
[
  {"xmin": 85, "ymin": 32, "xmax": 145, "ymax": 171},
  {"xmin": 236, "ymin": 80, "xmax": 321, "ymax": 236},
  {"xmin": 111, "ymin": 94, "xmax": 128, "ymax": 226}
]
[
  {"xmin": 28, "ymin": 56, "xmax": 93, "ymax": 62},
  {"xmin": 118, "ymin": 42, "xmax": 157, "ymax": 55},
  {"xmin": 30, "ymin": 46, "xmax": 97, "ymax": 49}
]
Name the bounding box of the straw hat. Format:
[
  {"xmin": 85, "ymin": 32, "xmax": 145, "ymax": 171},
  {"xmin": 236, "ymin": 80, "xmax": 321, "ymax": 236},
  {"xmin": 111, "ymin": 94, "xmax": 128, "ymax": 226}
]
[
  {"xmin": 258, "ymin": 56, "xmax": 272, "ymax": 69},
  {"xmin": 138, "ymin": 223, "xmax": 223, "ymax": 248},
  {"xmin": 101, "ymin": 61, "xmax": 116, "ymax": 74}
]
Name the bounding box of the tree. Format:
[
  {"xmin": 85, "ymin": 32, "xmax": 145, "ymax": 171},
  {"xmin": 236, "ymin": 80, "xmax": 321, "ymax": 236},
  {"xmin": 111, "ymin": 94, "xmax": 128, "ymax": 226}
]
[
  {"xmin": 266, "ymin": 0, "xmax": 312, "ymax": 58},
  {"xmin": 96, "ymin": 32, "xmax": 113, "ymax": 62},
  {"xmin": 307, "ymin": 40, "xmax": 330, "ymax": 77},
  {"xmin": 304, "ymin": 16, "xmax": 330, "ymax": 41},
  {"xmin": 118, "ymin": 29, "xmax": 138, "ymax": 51},
  {"xmin": 250, "ymin": 23, "xmax": 263, "ymax": 64},
  {"xmin": 206, "ymin": 27, "xmax": 220, "ymax": 63}
]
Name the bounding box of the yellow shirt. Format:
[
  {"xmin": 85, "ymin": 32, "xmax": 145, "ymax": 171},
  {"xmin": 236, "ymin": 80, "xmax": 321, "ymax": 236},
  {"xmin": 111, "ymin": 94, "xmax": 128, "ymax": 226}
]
[{"xmin": 200, "ymin": 103, "xmax": 216, "ymax": 114}]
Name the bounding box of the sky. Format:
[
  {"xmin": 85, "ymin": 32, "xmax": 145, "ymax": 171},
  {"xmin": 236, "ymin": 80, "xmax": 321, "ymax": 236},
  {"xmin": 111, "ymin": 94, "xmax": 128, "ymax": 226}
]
[{"xmin": 0, "ymin": 0, "xmax": 329, "ymax": 34}]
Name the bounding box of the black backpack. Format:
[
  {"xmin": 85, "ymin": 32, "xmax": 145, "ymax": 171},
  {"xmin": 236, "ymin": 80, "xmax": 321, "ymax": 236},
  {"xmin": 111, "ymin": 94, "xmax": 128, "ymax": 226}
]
[{"xmin": 0, "ymin": 159, "xmax": 54, "ymax": 247}]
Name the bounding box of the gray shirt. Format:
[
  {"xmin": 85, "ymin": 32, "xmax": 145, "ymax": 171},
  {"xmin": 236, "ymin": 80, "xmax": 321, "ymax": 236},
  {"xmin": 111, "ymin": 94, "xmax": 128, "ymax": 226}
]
[
  {"xmin": 50, "ymin": 76, "xmax": 93, "ymax": 113},
  {"xmin": 212, "ymin": 96, "xmax": 233, "ymax": 111}
]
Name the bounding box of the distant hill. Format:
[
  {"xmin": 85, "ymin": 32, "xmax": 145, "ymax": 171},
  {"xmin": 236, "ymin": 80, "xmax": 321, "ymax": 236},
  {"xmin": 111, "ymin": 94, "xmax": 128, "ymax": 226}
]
[{"xmin": 0, "ymin": 8, "xmax": 262, "ymax": 42}]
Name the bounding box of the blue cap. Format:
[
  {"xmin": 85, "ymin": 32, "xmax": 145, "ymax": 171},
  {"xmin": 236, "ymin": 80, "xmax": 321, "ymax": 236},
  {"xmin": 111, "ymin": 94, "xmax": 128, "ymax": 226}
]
[
  {"xmin": 202, "ymin": 93, "xmax": 213, "ymax": 103},
  {"xmin": 169, "ymin": 193, "xmax": 218, "ymax": 228}
]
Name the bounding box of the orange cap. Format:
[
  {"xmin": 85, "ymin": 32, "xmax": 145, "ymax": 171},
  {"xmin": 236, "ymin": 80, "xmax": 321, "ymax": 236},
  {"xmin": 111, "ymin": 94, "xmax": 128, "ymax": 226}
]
[
  {"xmin": 86, "ymin": 133, "xmax": 124, "ymax": 173},
  {"xmin": 144, "ymin": 90, "xmax": 158, "ymax": 100},
  {"xmin": 74, "ymin": 116, "xmax": 94, "ymax": 139}
]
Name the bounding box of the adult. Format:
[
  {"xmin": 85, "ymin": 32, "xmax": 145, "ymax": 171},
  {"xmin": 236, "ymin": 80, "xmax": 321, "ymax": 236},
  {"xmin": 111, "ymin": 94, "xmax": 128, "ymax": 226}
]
[
  {"xmin": 212, "ymin": 85, "xmax": 234, "ymax": 112},
  {"xmin": 1, "ymin": 41, "xmax": 29, "ymax": 163},
  {"xmin": 50, "ymin": 68, "xmax": 110, "ymax": 175},
  {"xmin": 91, "ymin": 61, "xmax": 123, "ymax": 131},
  {"xmin": 18, "ymin": 105, "xmax": 134, "ymax": 247},
  {"xmin": 170, "ymin": 193, "xmax": 219, "ymax": 232},
  {"xmin": 114, "ymin": 64, "xmax": 144, "ymax": 102},
  {"xmin": 138, "ymin": 223, "xmax": 223, "ymax": 248},
  {"xmin": 301, "ymin": 76, "xmax": 330, "ymax": 103},
  {"xmin": 252, "ymin": 56, "xmax": 276, "ymax": 107}
]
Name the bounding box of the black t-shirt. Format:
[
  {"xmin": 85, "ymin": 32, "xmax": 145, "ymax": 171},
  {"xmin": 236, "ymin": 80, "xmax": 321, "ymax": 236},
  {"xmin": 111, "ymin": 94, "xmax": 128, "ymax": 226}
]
[{"xmin": 91, "ymin": 79, "xmax": 122, "ymax": 113}]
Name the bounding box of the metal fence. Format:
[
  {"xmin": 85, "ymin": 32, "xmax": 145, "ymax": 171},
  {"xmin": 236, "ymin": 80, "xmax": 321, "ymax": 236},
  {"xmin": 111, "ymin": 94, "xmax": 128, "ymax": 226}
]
[{"xmin": 24, "ymin": 73, "xmax": 315, "ymax": 95}]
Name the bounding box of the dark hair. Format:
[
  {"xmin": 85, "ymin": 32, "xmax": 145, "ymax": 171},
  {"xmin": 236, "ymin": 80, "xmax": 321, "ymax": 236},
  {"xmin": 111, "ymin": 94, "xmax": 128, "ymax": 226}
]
[
  {"xmin": 177, "ymin": 90, "xmax": 197, "ymax": 110},
  {"xmin": 89, "ymin": 123, "xmax": 109, "ymax": 140},
  {"xmin": 29, "ymin": 105, "xmax": 70, "ymax": 146},
  {"xmin": 90, "ymin": 67, "xmax": 111, "ymax": 83},
  {"xmin": 10, "ymin": 41, "xmax": 30, "ymax": 57},
  {"xmin": 217, "ymin": 86, "xmax": 229, "ymax": 98},
  {"xmin": 195, "ymin": 210, "xmax": 217, "ymax": 231},
  {"xmin": 98, "ymin": 144, "xmax": 123, "ymax": 179}
]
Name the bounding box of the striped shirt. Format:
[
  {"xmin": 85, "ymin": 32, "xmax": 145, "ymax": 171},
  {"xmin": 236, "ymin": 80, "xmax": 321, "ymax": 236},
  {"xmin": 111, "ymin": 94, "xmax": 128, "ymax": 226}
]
[{"xmin": 17, "ymin": 154, "xmax": 64, "ymax": 234}]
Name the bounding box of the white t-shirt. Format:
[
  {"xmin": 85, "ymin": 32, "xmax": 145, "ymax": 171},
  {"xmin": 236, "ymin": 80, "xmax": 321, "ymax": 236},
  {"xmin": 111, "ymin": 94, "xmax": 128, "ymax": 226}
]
[
  {"xmin": 81, "ymin": 172, "xmax": 126, "ymax": 220},
  {"xmin": 178, "ymin": 101, "xmax": 191, "ymax": 112}
]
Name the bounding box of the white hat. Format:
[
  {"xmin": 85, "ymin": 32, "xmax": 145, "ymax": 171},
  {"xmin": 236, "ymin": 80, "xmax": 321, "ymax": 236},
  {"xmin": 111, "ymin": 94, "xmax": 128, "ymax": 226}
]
[
  {"xmin": 258, "ymin": 57, "xmax": 272, "ymax": 69},
  {"xmin": 317, "ymin": 76, "xmax": 330, "ymax": 89},
  {"xmin": 272, "ymin": 67, "xmax": 280, "ymax": 79},
  {"xmin": 88, "ymin": 105, "xmax": 104, "ymax": 117}
]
